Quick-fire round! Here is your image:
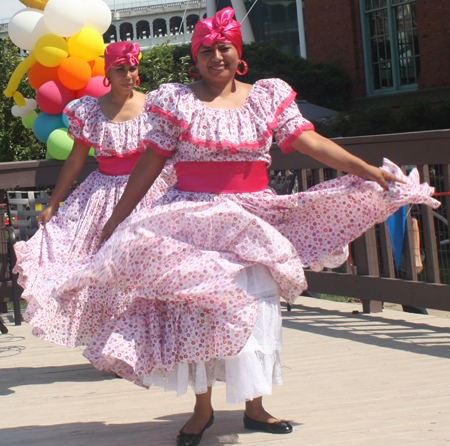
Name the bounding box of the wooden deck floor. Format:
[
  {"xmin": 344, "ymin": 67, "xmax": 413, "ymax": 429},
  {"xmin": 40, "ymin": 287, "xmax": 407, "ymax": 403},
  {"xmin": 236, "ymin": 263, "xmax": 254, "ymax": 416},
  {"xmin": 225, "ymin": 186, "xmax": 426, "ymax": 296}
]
[{"xmin": 2, "ymin": 296, "xmax": 450, "ymax": 446}]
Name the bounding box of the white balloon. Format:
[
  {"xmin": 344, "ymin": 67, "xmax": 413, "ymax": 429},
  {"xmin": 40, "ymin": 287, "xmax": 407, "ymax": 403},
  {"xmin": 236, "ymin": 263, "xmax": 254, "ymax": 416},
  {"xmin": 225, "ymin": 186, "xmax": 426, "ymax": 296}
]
[
  {"xmin": 26, "ymin": 98, "xmax": 38, "ymax": 110},
  {"xmin": 11, "ymin": 105, "xmax": 30, "ymax": 118},
  {"xmin": 44, "ymin": 0, "xmax": 87, "ymax": 37},
  {"xmin": 8, "ymin": 9, "xmax": 45, "ymax": 50},
  {"xmin": 11, "ymin": 105, "xmax": 21, "ymax": 117},
  {"xmin": 30, "ymin": 15, "xmax": 51, "ymax": 46},
  {"xmin": 83, "ymin": 0, "xmax": 112, "ymax": 34},
  {"xmin": 19, "ymin": 108, "xmax": 31, "ymax": 118}
]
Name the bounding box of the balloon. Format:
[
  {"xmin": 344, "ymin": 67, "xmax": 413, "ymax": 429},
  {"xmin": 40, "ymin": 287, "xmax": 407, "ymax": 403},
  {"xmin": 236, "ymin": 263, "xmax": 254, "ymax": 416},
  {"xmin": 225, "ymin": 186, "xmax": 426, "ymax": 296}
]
[
  {"xmin": 4, "ymin": 53, "xmax": 37, "ymax": 98},
  {"xmin": 76, "ymin": 76, "xmax": 110, "ymax": 98},
  {"xmin": 47, "ymin": 127, "xmax": 74, "ymax": 160},
  {"xmin": 12, "ymin": 105, "xmax": 30, "ymax": 118},
  {"xmin": 62, "ymin": 99, "xmax": 79, "ymax": 127},
  {"xmin": 67, "ymin": 29, "xmax": 104, "ymax": 61},
  {"xmin": 35, "ymin": 34, "xmax": 69, "ymax": 67},
  {"xmin": 83, "ymin": 0, "xmax": 112, "ymax": 34},
  {"xmin": 26, "ymin": 98, "xmax": 37, "ymax": 110},
  {"xmin": 45, "ymin": 150, "xmax": 56, "ymax": 159},
  {"xmin": 44, "ymin": 0, "xmax": 86, "ymax": 38},
  {"xmin": 88, "ymin": 56, "xmax": 105, "ymax": 77},
  {"xmin": 36, "ymin": 81, "xmax": 75, "ymax": 114},
  {"xmin": 88, "ymin": 147, "xmax": 95, "ymax": 157},
  {"xmin": 22, "ymin": 110, "xmax": 38, "ymax": 129},
  {"xmin": 58, "ymin": 57, "xmax": 92, "ymax": 90},
  {"xmin": 30, "ymin": 14, "xmax": 52, "ymax": 46},
  {"xmin": 19, "ymin": 0, "xmax": 50, "ymax": 11},
  {"xmin": 8, "ymin": 9, "xmax": 45, "ymax": 51},
  {"xmin": 28, "ymin": 62, "xmax": 59, "ymax": 90},
  {"xmin": 33, "ymin": 112, "xmax": 64, "ymax": 142}
]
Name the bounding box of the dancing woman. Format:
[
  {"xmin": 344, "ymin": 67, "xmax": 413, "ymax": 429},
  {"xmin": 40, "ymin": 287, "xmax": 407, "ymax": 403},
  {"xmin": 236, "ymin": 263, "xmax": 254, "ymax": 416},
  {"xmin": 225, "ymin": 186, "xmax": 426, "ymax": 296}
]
[
  {"xmin": 14, "ymin": 41, "xmax": 175, "ymax": 347},
  {"xmin": 50, "ymin": 9, "xmax": 439, "ymax": 446}
]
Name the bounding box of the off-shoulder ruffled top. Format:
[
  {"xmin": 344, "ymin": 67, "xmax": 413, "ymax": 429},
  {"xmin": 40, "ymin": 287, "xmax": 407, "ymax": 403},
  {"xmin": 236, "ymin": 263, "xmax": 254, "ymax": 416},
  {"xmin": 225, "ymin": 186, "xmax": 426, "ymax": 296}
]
[
  {"xmin": 64, "ymin": 93, "xmax": 155, "ymax": 157},
  {"xmin": 144, "ymin": 78, "xmax": 314, "ymax": 165}
]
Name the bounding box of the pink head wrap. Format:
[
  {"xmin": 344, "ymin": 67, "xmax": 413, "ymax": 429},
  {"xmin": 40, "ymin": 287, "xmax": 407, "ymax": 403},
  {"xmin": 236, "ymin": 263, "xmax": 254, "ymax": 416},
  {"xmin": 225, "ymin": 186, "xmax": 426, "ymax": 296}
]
[
  {"xmin": 191, "ymin": 7, "xmax": 242, "ymax": 62},
  {"xmin": 104, "ymin": 42, "xmax": 140, "ymax": 74}
]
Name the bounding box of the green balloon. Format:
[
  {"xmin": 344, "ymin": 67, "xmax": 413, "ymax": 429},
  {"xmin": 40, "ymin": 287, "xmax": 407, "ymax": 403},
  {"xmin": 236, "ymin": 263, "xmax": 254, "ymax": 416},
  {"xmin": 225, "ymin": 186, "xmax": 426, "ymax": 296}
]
[
  {"xmin": 45, "ymin": 150, "xmax": 56, "ymax": 159},
  {"xmin": 22, "ymin": 110, "xmax": 38, "ymax": 129},
  {"xmin": 88, "ymin": 147, "xmax": 95, "ymax": 157},
  {"xmin": 47, "ymin": 127, "xmax": 73, "ymax": 160}
]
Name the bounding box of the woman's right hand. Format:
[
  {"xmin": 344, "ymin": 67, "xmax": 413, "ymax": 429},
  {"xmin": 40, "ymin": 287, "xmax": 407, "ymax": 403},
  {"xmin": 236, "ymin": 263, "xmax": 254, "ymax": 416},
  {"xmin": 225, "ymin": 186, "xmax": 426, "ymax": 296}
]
[
  {"xmin": 37, "ymin": 205, "xmax": 57, "ymax": 229},
  {"xmin": 99, "ymin": 217, "xmax": 120, "ymax": 246}
]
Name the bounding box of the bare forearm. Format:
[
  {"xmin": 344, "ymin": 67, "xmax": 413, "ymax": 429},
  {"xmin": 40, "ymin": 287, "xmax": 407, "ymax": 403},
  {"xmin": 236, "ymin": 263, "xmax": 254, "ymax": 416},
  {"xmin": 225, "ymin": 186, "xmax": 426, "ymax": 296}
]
[
  {"xmin": 290, "ymin": 129, "xmax": 404, "ymax": 189},
  {"xmin": 291, "ymin": 130, "xmax": 370, "ymax": 178},
  {"xmin": 48, "ymin": 146, "xmax": 89, "ymax": 209}
]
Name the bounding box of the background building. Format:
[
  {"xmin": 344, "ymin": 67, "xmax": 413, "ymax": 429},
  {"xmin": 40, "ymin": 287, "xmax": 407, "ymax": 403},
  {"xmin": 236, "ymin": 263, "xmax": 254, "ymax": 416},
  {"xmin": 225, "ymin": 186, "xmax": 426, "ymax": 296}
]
[
  {"xmin": 303, "ymin": 0, "xmax": 450, "ymax": 107},
  {"xmin": 1, "ymin": 0, "xmax": 448, "ymax": 107}
]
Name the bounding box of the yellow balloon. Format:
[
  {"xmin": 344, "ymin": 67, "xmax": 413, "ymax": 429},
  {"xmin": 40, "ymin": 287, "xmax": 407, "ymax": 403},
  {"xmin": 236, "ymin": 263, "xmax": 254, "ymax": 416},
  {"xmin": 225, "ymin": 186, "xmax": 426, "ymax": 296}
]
[
  {"xmin": 68, "ymin": 28, "xmax": 104, "ymax": 61},
  {"xmin": 13, "ymin": 91, "xmax": 26, "ymax": 107},
  {"xmin": 35, "ymin": 34, "xmax": 69, "ymax": 67},
  {"xmin": 4, "ymin": 53, "xmax": 37, "ymax": 98},
  {"xmin": 19, "ymin": 0, "xmax": 49, "ymax": 11}
]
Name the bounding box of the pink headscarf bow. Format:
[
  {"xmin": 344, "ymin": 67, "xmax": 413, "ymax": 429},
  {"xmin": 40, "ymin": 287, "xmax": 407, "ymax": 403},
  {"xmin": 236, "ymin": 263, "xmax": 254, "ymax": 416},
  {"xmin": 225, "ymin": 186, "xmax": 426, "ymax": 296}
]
[
  {"xmin": 104, "ymin": 42, "xmax": 140, "ymax": 74},
  {"xmin": 191, "ymin": 7, "xmax": 242, "ymax": 62}
]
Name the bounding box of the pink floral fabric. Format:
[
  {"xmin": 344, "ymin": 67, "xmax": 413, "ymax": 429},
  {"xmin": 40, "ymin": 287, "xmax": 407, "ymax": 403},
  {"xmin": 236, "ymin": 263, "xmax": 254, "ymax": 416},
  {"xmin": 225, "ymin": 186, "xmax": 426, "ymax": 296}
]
[
  {"xmin": 47, "ymin": 80, "xmax": 440, "ymax": 387},
  {"xmin": 14, "ymin": 93, "xmax": 177, "ymax": 347},
  {"xmin": 64, "ymin": 92, "xmax": 156, "ymax": 156},
  {"xmin": 144, "ymin": 79, "xmax": 314, "ymax": 160}
]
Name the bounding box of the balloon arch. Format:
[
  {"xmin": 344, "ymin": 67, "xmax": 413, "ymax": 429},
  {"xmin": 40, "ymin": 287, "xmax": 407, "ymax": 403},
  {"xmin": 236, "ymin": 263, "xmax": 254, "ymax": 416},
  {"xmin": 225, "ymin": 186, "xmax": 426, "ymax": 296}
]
[{"xmin": 4, "ymin": 0, "xmax": 115, "ymax": 160}]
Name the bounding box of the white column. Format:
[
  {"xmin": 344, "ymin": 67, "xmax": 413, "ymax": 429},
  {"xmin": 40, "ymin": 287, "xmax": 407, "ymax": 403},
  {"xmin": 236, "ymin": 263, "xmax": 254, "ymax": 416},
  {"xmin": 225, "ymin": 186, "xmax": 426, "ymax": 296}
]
[
  {"xmin": 296, "ymin": 0, "xmax": 307, "ymax": 57},
  {"xmin": 206, "ymin": 0, "xmax": 216, "ymax": 17},
  {"xmin": 230, "ymin": 0, "xmax": 255, "ymax": 43}
]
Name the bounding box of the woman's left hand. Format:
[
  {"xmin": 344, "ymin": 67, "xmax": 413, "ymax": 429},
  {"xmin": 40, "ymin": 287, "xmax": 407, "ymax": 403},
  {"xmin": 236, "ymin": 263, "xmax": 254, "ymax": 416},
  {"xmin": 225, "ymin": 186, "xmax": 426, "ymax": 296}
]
[{"xmin": 360, "ymin": 165, "xmax": 406, "ymax": 191}]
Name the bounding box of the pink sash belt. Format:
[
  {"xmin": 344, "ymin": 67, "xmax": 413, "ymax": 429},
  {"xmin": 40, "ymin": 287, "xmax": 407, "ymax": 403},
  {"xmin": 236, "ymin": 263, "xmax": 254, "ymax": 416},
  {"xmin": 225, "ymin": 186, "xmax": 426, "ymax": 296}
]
[
  {"xmin": 175, "ymin": 161, "xmax": 269, "ymax": 193},
  {"xmin": 97, "ymin": 152, "xmax": 141, "ymax": 175}
]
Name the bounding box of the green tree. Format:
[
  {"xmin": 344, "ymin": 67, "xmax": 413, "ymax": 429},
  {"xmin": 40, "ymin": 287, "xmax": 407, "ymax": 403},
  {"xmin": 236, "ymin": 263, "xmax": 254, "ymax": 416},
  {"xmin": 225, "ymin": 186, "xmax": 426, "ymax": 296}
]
[
  {"xmin": 137, "ymin": 41, "xmax": 191, "ymax": 93},
  {"xmin": 0, "ymin": 38, "xmax": 46, "ymax": 162}
]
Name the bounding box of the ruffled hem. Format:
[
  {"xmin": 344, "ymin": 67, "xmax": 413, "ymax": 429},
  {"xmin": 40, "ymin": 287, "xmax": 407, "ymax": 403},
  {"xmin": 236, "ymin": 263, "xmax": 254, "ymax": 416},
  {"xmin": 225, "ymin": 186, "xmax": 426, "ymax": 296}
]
[{"xmin": 83, "ymin": 283, "xmax": 283, "ymax": 403}]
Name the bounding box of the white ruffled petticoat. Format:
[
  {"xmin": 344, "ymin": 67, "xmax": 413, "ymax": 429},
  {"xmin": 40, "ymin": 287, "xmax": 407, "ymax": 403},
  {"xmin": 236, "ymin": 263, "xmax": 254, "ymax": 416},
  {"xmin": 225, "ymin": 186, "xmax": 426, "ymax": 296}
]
[{"xmin": 143, "ymin": 264, "xmax": 282, "ymax": 403}]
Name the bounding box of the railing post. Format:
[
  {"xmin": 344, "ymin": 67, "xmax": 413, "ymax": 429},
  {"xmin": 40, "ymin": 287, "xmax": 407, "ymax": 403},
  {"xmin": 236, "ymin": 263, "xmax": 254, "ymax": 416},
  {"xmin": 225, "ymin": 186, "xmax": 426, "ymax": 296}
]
[
  {"xmin": 0, "ymin": 200, "xmax": 8, "ymax": 314},
  {"xmin": 354, "ymin": 227, "xmax": 383, "ymax": 313},
  {"xmin": 417, "ymin": 165, "xmax": 441, "ymax": 283}
]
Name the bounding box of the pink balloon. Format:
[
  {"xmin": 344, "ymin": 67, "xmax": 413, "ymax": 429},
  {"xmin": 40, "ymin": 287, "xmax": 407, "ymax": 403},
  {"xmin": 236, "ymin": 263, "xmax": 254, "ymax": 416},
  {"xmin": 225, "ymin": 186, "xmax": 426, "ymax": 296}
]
[
  {"xmin": 76, "ymin": 76, "xmax": 110, "ymax": 98},
  {"xmin": 36, "ymin": 81, "xmax": 75, "ymax": 114}
]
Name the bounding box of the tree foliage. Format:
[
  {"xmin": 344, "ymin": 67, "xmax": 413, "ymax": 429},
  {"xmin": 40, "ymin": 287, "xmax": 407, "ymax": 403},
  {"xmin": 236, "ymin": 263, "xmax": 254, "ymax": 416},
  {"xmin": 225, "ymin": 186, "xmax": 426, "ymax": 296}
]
[
  {"xmin": 239, "ymin": 41, "xmax": 353, "ymax": 111},
  {"xmin": 313, "ymin": 101, "xmax": 450, "ymax": 138},
  {"xmin": 137, "ymin": 41, "xmax": 191, "ymax": 93},
  {"xmin": 0, "ymin": 38, "xmax": 46, "ymax": 162}
]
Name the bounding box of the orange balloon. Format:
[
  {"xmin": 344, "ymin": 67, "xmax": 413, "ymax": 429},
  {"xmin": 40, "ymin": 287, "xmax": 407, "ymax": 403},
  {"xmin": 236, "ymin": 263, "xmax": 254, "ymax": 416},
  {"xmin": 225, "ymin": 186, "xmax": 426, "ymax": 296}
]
[
  {"xmin": 28, "ymin": 62, "xmax": 59, "ymax": 90},
  {"xmin": 88, "ymin": 56, "xmax": 105, "ymax": 77},
  {"xmin": 57, "ymin": 56, "xmax": 92, "ymax": 90}
]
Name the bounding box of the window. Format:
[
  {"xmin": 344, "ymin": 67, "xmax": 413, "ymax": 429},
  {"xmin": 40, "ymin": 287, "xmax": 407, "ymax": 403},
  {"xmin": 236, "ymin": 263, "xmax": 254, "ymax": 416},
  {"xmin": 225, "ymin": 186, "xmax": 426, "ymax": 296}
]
[{"xmin": 361, "ymin": 0, "xmax": 420, "ymax": 94}]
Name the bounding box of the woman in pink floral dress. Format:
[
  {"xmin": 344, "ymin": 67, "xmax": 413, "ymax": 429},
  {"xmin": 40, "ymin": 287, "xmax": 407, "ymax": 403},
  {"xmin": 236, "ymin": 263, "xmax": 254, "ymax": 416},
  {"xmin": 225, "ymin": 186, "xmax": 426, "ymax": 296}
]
[
  {"xmin": 13, "ymin": 42, "xmax": 175, "ymax": 348},
  {"xmin": 50, "ymin": 9, "xmax": 439, "ymax": 446}
]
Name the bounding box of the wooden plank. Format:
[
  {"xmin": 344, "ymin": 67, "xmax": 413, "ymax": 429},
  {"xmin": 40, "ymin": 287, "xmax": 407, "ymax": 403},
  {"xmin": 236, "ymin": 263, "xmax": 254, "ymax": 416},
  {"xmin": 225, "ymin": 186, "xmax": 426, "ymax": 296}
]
[
  {"xmin": 305, "ymin": 270, "xmax": 450, "ymax": 311},
  {"xmin": 418, "ymin": 165, "xmax": 441, "ymax": 283},
  {"xmin": 0, "ymin": 158, "xmax": 98, "ymax": 189}
]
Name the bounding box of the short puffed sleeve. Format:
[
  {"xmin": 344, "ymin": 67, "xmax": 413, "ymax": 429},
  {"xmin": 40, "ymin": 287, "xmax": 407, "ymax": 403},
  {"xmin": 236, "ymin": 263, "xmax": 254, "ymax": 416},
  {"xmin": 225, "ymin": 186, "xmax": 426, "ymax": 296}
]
[
  {"xmin": 253, "ymin": 79, "xmax": 314, "ymax": 153},
  {"xmin": 144, "ymin": 83, "xmax": 191, "ymax": 157},
  {"xmin": 63, "ymin": 96, "xmax": 99, "ymax": 147}
]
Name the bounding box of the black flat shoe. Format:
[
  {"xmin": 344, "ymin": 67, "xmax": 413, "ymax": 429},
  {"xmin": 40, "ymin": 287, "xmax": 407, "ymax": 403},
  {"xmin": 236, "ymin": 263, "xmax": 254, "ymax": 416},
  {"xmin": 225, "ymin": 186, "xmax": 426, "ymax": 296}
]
[
  {"xmin": 176, "ymin": 412, "xmax": 214, "ymax": 446},
  {"xmin": 243, "ymin": 413, "xmax": 293, "ymax": 434}
]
